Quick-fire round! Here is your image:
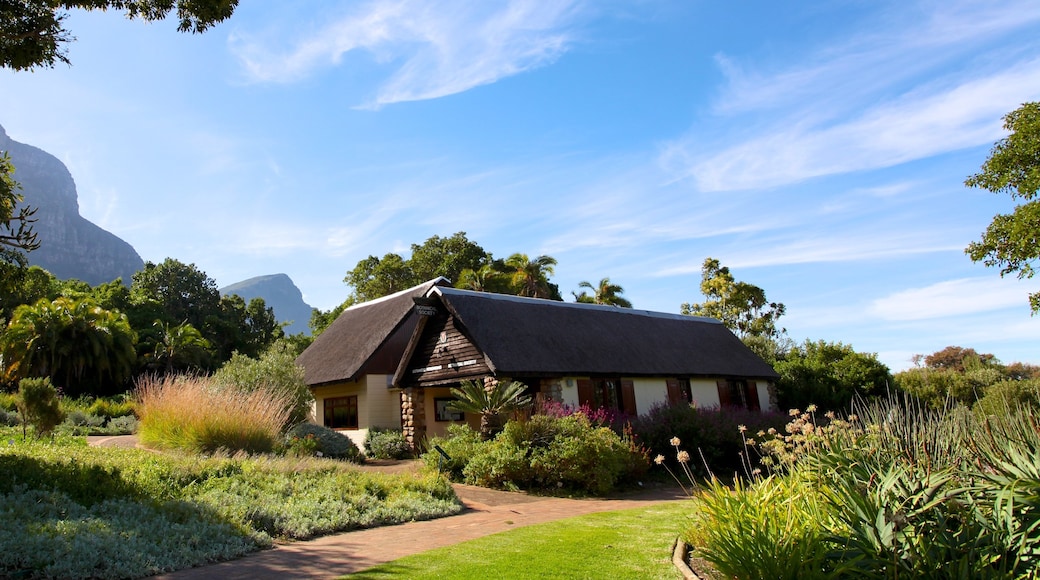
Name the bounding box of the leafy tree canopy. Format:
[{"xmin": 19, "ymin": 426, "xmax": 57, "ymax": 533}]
[
  {"xmin": 0, "ymin": 152, "xmax": 39, "ymax": 266},
  {"xmin": 773, "ymin": 340, "xmax": 893, "ymax": 412},
  {"xmin": 1, "ymin": 0, "xmax": 239, "ymax": 71},
  {"xmin": 681, "ymin": 258, "xmax": 786, "ymax": 340},
  {"xmin": 966, "ymin": 102, "xmax": 1040, "ymax": 313},
  {"xmin": 332, "ymin": 232, "xmax": 562, "ymax": 328}
]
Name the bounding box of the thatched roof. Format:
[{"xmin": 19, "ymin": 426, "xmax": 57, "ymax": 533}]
[
  {"xmin": 432, "ymin": 287, "xmax": 779, "ymax": 379},
  {"xmin": 297, "ymin": 278, "xmax": 779, "ymax": 386},
  {"xmin": 296, "ymin": 278, "xmax": 449, "ymax": 386}
]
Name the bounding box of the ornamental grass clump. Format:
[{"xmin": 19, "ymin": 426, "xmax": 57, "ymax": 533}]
[{"xmin": 136, "ymin": 374, "xmax": 291, "ymax": 454}]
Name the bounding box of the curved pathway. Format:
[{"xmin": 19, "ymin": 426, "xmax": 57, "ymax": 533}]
[{"xmin": 88, "ymin": 436, "xmax": 688, "ymax": 579}]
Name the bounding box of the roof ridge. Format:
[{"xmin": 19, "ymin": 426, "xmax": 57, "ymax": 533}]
[
  {"xmin": 430, "ymin": 285, "xmax": 721, "ymax": 325},
  {"xmin": 344, "ymin": 277, "xmax": 450, "ymax": 311}
]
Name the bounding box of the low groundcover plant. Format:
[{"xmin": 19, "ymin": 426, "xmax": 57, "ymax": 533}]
[{"xmin": 0, "ymin": 429, "xmax": 461, "ymax": 579}]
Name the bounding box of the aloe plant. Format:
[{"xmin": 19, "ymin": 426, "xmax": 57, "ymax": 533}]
[{"xmin": 447, "ymin": 377, "xmax": 532, "ymax": 440}]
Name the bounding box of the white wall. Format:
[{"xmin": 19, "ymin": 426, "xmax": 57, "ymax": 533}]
[
  {"xmin": 364, "ymin": 374, "xmax": 402, "ymax": 430},
  {"xmin": 690, "ymin": 379, "xmax": 722, "ymax": 409},
  {"xmin": 631, "ymin": 378, "xmax": 667, "ymax": 415}
]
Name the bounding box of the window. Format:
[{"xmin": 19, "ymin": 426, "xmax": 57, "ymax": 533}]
[
  {"xmin": 434, "ymin": 398, "xmax": 464, "ymax": 422},
  {"xmin": 324, "ymin": 396, "xmax": 359, "ymax": 429},
  {"xmin": 716, "ymin": 380, "xmax": 761, "ymax": 411},
  {"xmin": 666, "ymin": 379, "xmax": 692, "ymax": 405},
  {"xmin": 576, "ymin": 378, "xmax": 637, "ymax": 416}
]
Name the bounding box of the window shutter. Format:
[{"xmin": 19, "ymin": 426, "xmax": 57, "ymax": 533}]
[
  {"xmin": 666, "ymin": 380, "xmax": 684, "ymax": 405},
  {"xmin": 576, "ymin": 379, "xmax": 594, "ymax": 408},
  {"xmin": 716, "ymin": 380, "xmax": 733, "ymax": 408},
  {"xmin": 744, "ymin": 381, "xmax": 761, "ymax": 411},
  {"xmin": 621, "ymin": 380, "xmax": 637, "ymax": 416}
]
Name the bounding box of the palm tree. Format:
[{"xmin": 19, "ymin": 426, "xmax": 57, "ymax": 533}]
[
  {"xmin": 456, "ymin": 264, "xmax": 509, "ymax": 293},
  {"xmin": 148, "ymin": 320, "xmax": 211, "ymax": 374},
  {"xmin": 505, "ymin": 253, "xmax": 557, "ymax": 299},
  {"xmin": 573, "ymin": 277, "xmax": 632, "ymax": 308},
  {"xmin": 0, "ymin": 296, "xmax": 136, "ymax": 395},
  {"xmin": 447, "ymin": 377, "xmax": 532, "ymax": 440}
]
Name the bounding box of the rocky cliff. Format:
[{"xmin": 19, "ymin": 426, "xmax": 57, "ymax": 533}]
[
  {"xmin": 221, "ymin": 273, "xmax": 315, "ymax": 336},
  {"xmin": 1, "ymin": 124, "xmax": 143, "ymax": 285}
]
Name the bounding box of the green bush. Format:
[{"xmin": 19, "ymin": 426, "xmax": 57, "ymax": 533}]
[
  {"xmin": 423, "ymin": 423, "xmax": 483, "ymax": 479},
  {"xmin": 365, "ymin": 427, "xmax": 412, "ymax": 459},
  {"xmin": 0, "ymin": 433, "xmax": 461, "ymax": 577},
  {"xmin": 973, "ymin": 379, "xmax": 1040, "ymax": 416},
  {"xmin": 631, "ymin": 402, "xmax": 786, "ymax": 478},
  {"xmin": 87, "ymin": 397, "xmax": 136, "ymax": 419},
  {"xmin": 212, "ymin": 340, "xmax": 314, "ymax": 425},
  {"xmin": 16, "ymin": 377, "xmax": 65, "ymax": 439},
  {"xmin": 0, "ymin": 408, "xmax": 18, "ymax": 427},
  {"xmin": 108, "ymin": 415, "xmax": 138, "ymax": 434},
  {"xmin": 686, "ymin": 475, "xmax": 831, "ymax": 580},
  {"xmin": 65, "ymin": 410, "xmax": 106, "ymax": 428},
  {"xmin": 0, "ymin": 392, "xmax": 17, "ymax": 412},
  {"xmin": 284, "ymin": 423, "xmax": 363, "ymax": 463},
  {"xmin": 428, "ymin": 414, "xmax": 647, "ymax": 495}
]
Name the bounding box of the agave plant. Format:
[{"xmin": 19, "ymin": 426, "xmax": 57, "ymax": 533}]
[{"xmin": 447, "ymin": 377, "xmax": 532, "ymax": 440}]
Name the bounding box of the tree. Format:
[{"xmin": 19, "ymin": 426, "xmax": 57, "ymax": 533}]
[
  {"xmin": 447, "ymin": 377, "xmax": 532, "ymax": 440},
  {"xmin": 456, "ymin": 263, "xmax": 512, "ymax": 294},
  {"xmin": 924, "ymin": 346, "xmax": 997, "ymax": 373},
  {"xmin": 1, "ymin": 0, "xmax": 240, "ymax": 71},
  {"xmin": 0, "ymin": 152, "xmax": 39, "ymax": 265},
  {"xmin": 1, "ymin": 296, "xmax": 137, "ymax": 396},
  {"xmin": 504, "ymin": 253, "xmax": 560, "ymax": 299},
  {"xmin": 343, "ymin": 253, "xmax": 415, "ymax": 303},
  {"xmin": 681, "ymin": 258, "xmax": 786, "ymax": 339},
  {"xmin": 966, "ymin": 102, "xmax": 1040, "ymax": 313},
  {"xmin": 408, "ymin": 231, "xmax": 488, "ymax": 284},
  {"xmin": 15, "ymin": 377, "xmax": 63, "ymax": 439},
  {"xmin": 131, "ymin": 258, "xmax": 221, "ymax": 332},
  {"xmin": 572, "ymin": 277, "xmax": 632, "ymax": 308},
  {"xmin": 773, "ymin": 340, "xmax": 893, "ymax": 411},
  {"xmin": 144, "ymin": 320, "xmax": 210, "ymax": 374}
]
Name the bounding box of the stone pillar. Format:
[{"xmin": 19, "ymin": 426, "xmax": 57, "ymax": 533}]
[{"xmin": 401, "ymin": 387, "xmax": 426, "ymax": 449}]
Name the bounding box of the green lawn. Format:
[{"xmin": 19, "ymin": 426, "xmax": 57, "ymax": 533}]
[{"xmin": 346, "ymin": 501, "xmax": 694, "ymax": 580}]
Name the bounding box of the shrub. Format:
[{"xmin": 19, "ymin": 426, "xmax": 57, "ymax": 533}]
[
  {"xmin": 108, "ymin": 415, "xmax": 138, "ymax": 434},
  {"xmin": 685, "ymin": 475, "xmax": 832, "ymax": 580},
  {"xmin": 212, "ymin": 340, "xmax": 313, "ymax": 426},
  {"xmin": 88, "ymin": 397, "xmax": 136, "ymax": 419},
  {"xmin": 64, "ymin": 410, "xmax": 106, "ymax": 428},
  {"xmin": 136, "ymin": 375, "xmax": 292, "ymax": 454},
  {"xmin": 16, "ymin": 377, "xmax": 65, "ymax": 439},
  {"xmin": 631, "ymin": 402, "xmax": 786, "ymax": 479},
  {"xmin": 365, "ymin": 427, "xmax": 412, "ymax": 459},
  {"xmin": 686, "ymin": 398, "xmax": 1040, "ymax": 578},
  {"xmin": 0, "ymin": 408, "xmax": 18, "ymax": 427},
  {"xmin": 284, "ymin": 423, "xmax": 362, "ymax": 462},
  {"xmin": 422, "ymin": 423, "xmax": 483, "ymax": 479},
  {"xmin": 0, "ymin": 392, "xmax": 17, "ymax": 411},
  {"xmin": 973, "ymin": 379, "xmax": 1040, "ymax": 416},
  {"xmin": 430, "ymin": 414, "xmax": 648, "ymax": 495}
]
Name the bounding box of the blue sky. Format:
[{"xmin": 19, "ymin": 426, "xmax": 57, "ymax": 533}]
[{"xmin": 2, "ymin": 0, "xmax": 1039, "ymax": 370}]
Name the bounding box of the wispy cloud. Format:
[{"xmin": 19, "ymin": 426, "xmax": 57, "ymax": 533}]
[
  {"xmin": 661, "ymin": 1, "xmax": 1040, "ymax": 192},
  {"xmin": 229, "ymin": 0, "xmax": 583, "ymax": 107},
  {"xmin": 870, "ymin": 277, "xmax": 1032, "ymax": 321}
]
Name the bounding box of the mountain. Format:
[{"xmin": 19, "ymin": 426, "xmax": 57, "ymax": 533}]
[
  {"xmin": 221, "ymin": 274, "xmax": 314, "ymax": 336},
  {"xmin": 1, "ymin": 125, "xmax": 143, "ymax": 285}
]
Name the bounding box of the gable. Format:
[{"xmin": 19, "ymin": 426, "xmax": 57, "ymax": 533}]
[{"xmin": 397, "ymin": 311, "xmax": 491, "ymax": 387}]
